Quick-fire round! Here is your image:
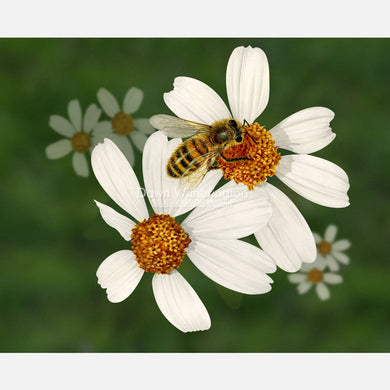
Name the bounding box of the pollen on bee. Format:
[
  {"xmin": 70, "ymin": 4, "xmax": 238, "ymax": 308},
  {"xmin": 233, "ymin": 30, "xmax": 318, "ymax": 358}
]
[
  {"xmin": 131, "ymin": 213, "xmax": 191, "ymax": 274},
  {"xmin": 217, "ymin": 122, "xmax": 281, "ymax": 190}
]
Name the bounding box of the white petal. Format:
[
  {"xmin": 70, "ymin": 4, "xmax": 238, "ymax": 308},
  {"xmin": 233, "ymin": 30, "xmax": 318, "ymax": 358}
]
[
  {"xmin": 269, "ymin": 107, "xmax": 336, "ymax": 153},
  {"xmin": 92, "ymin": 120, "xmax": 112, "ymax": 135},
  {"xmin": 84, "ymin": 104, "xmax": 102, "ymax": 133},
  {"xmin": 287, "ymin": 273, "xmax": 307, "ymax": 284},
  {"xmin": 316, "ymin": 283, "xmax": 330, "ymax": 300},
  {"xmin": 91, "ymin": 121, "xmax": 112, "ymax": 146},
  {"xmin": 164, "ymin": 76, "xmax": 231, "ymax": 124},
  {"xmin": 297, "ymin": 281, "xmax": 312, "ymax": 294},
  {"xmin": 316, "ymin": 253, "xmax": 326, "ymax": 263},
  {"xmin": 323, "ymin": 273, "xmax": 343, "ymax": 284},
  {"xmin": 123, "ymin": 87, "xmax": 143, "ymax": 114},
  {"xmin": 152, "ymin": 271, "xmax": 210, "ymax": 333},
  {"xmin": 300, "ymin": 263, "xmax": 312, "ymax": 273},
  {"xmin": 276, "ymin": 154, "xmax": 350, "ymax": 208},
  {"xmin": 91, "ymin": 138, "xmax": 148, "ymax": 221},
  {"xmin": 97, "ymin": 250, "xmax": 143, "ymax": 303},
  {"xmin": 72, "ymin": 152, "xmax": 89, "ymax": 177},
  {"xmin": 142, "ymin": 132, "xmax": 222, "ymax": 216},
  {"xmin": 332, "ymin": 239, "xmax": 351, "ymax": 251},
  {"xmin": 97, "ymin": 88, "xmax": 120, "ymax": 117},
  {"xmin": 325, "ymin": 255, "xmax": 340, "ymax": 272},
  {"xmin": 45, "ymin": 139, "xmax": 72, "ymax": 159},
  {"xmin": 183, "ymin": 183, "xmax": 272, "ymax": 240},
  {"xmin": 313, "ymin": 232, "xmax": 322, "ymax": 244},
  {"xmin": 134, "ymin": 118, "xmax": 155, "ymax": 134},
  {"xmin": 142, "ymin": 131, "xmax": 180, "ymax": 214},
  {"xmin": 254, "ymin": 183, "xmax": 317, "ymax": 272},
  {"xmin": 94, "ymin": 200, "xmax": 135, "ymax": 241},
  {"xmin": 130, "ymin": 130, "xmax": 147, "ymax": 152},
  {"xmin": 168, "ymin": 169, "xmax": 222, "ymax": 217},
  {"xmin": 226, "ymin": 46, "xmax": 269, "ymax": 123},
  {"xmin": 49, "ymin": 115, "xmax": 75, "ymax": 137},
  {"xmin": 315, "ymin": 257, "xmax": 327, "ymax": 270},
  {"xmin": 68, "ymin": 99, "xmax": 82, "ymax": 132},
  {"xmin": 110, "ymin": 134, "xmax": 135, "ymax": 167},
  {"xmin": 187, "ymin": 239, "xmax": 275, "ymax": 295},
  {"xmin": 332, "ymin": 251, "xmax": 350, "ymax": 265},
  {"xmin": 324, "ymin": 224, "xmax": 338, "ymax": 243},
  {"xmin": 301, "ymin": 257, "xmax": 326, "ymax": 272}
]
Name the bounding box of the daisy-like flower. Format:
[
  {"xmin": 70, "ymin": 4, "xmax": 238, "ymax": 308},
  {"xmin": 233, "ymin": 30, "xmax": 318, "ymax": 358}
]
[
  {"xmin": 288, "ymin": 259, "xmax": 343, "ymax": 301},
  {"xmin": 94, "ymin": 87, "xmax": 154, "ymax": 165},
  {"xmin": 152, "ymin": 45, "xmax": 350, "ymax": 272},
  {"xmin": 45, "ymin": 99, "xmax": 101, "ymax": 177},
  {"xmin": 91, "ymin": 132, "xmax": 276, "ymax": 333},
  {"xmin": 313, "ymin": 224, "xmax": 351, "ymax": 272}
]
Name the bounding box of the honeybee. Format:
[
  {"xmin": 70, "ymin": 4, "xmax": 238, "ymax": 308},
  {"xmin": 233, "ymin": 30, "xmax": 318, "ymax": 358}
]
[{"xmin": 149, "ymin": 114, "xmax": 254, "ymax": 188}]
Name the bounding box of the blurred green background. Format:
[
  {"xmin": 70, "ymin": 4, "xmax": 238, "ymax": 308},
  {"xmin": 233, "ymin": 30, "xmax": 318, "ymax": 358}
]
[{"xmin": 0, "ymin": 38, "xmax": 389, "ymax": 352}]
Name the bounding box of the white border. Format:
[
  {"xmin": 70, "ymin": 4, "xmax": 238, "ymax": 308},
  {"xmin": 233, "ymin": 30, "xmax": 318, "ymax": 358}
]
[
  {"xmin": 0, "ymin": 0, "xmax": 389, "ymax": 37},
  {"xmin": 1, "ymin": 353, "xmax": 389, "ymax": 389}
]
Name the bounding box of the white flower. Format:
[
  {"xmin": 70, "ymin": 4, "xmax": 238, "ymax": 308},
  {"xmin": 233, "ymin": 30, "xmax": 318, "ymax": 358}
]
[
  {"xmin": 156, "ymin": 45, "xmax": 350, "ymax": 272},
  {"xmin": 288, "ymin": 259, "xmax": 343, "ymax": 301},
  {"xmin": 45, "ymin": 99, "xmax": 101, "ymax": 177},
  {"xmin": 313, "ymin": 224, "xmax": 351, "ymax": 272},
  {"xmin": 94, "ymin": 87, "xmax": 155, "ymax": 166},
  {"xmin": 91, "ymin": 132, "xmax": 275, "ymax": 333}
]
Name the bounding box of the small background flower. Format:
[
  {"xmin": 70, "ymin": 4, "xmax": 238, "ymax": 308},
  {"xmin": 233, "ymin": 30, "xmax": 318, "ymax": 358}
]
[
  {"xmin": 288, "ymin": 258, "xmax": 343, "ymax": 301},
  {"xmin": 45, "ymin": 99, "xmax": 101, "ymax": 177},
  {"xmin": 314, "ymin": 224, "xmax": 351, "ymax": 271},
  {"xmin": 93, "ymin": 87, "xmax": 155, "ymax": 166}
]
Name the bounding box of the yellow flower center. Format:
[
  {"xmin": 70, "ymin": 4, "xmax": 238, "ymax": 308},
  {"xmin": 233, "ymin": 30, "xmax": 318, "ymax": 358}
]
[
  {"xmin": 71, "ymin": 131, "xmax": 92, "ymax": 153},
  {"xmin": 318, "ymin": 241, "xmax": 332, "ymax": 255},
  {"xmin": 131, "ymin": 213, "xmax": 191, "ymax": 274},
  {"xmin": 111, "ymin": 111, "xmax": 134, "ymax": 135},
  {"xmin": 307, "ymin": 268, "xmax": 324, "ymax": 284},
  {"xmin": 217, "ymin": 122, "xmax": 281, "ymax": 190}
]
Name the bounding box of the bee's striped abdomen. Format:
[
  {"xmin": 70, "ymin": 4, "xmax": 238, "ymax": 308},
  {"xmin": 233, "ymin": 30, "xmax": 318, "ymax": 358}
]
[{"xmin": 166, "ymin": 137, "xmax": 208, "ymax": 178}]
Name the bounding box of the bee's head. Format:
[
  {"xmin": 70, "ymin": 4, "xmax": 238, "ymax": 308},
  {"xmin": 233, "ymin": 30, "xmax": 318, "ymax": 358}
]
[
  {"xmin": 228, "ymin": 119, "xmax": 244, "ymax": 143},
  {"xmin": 233, "ymin": 119, "xmax": 258, "ymax": 145},
  {"xmin": 228, "ymin": 119, "xmax": 238, "ymax": 129}
]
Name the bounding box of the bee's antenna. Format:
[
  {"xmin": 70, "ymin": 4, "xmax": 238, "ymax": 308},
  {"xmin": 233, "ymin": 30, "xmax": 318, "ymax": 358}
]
[
  {"xmin": 240, "ymin": 119, "xmax": 257, "ymax": 144},
  {"xmin": 244, "ymin": 132, "xmax": 257, "ymax": 145}
]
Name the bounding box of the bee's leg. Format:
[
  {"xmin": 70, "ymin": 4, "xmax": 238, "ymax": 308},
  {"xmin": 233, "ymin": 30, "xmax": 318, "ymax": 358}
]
[
  {"xmin": 206, "ymin": 158, "xmax": 221, "ymax": 171},
  {"xmin": 220, "ymin": 154, "xmax": 251, "ymax": 162}
]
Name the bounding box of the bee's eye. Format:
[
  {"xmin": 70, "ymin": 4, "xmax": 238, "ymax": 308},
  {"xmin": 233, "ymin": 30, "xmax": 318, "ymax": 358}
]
[
  {"xmin": 228, "ymin": 119, "xmax": 237, "ymax": 128},
  {"xmin": 235, "ymin": 135, "xmax": 243, "ymax": 143}
]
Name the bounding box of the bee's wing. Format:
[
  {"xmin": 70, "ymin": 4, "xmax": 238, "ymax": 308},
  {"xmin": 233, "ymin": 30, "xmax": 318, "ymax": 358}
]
[
  {"xmin": 150, "ymin": 114, "xmax": 210, "ymax": 139},
  {"xmin": 180, "ymin": 149, "xmax": 220, "ymax": 190}
]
